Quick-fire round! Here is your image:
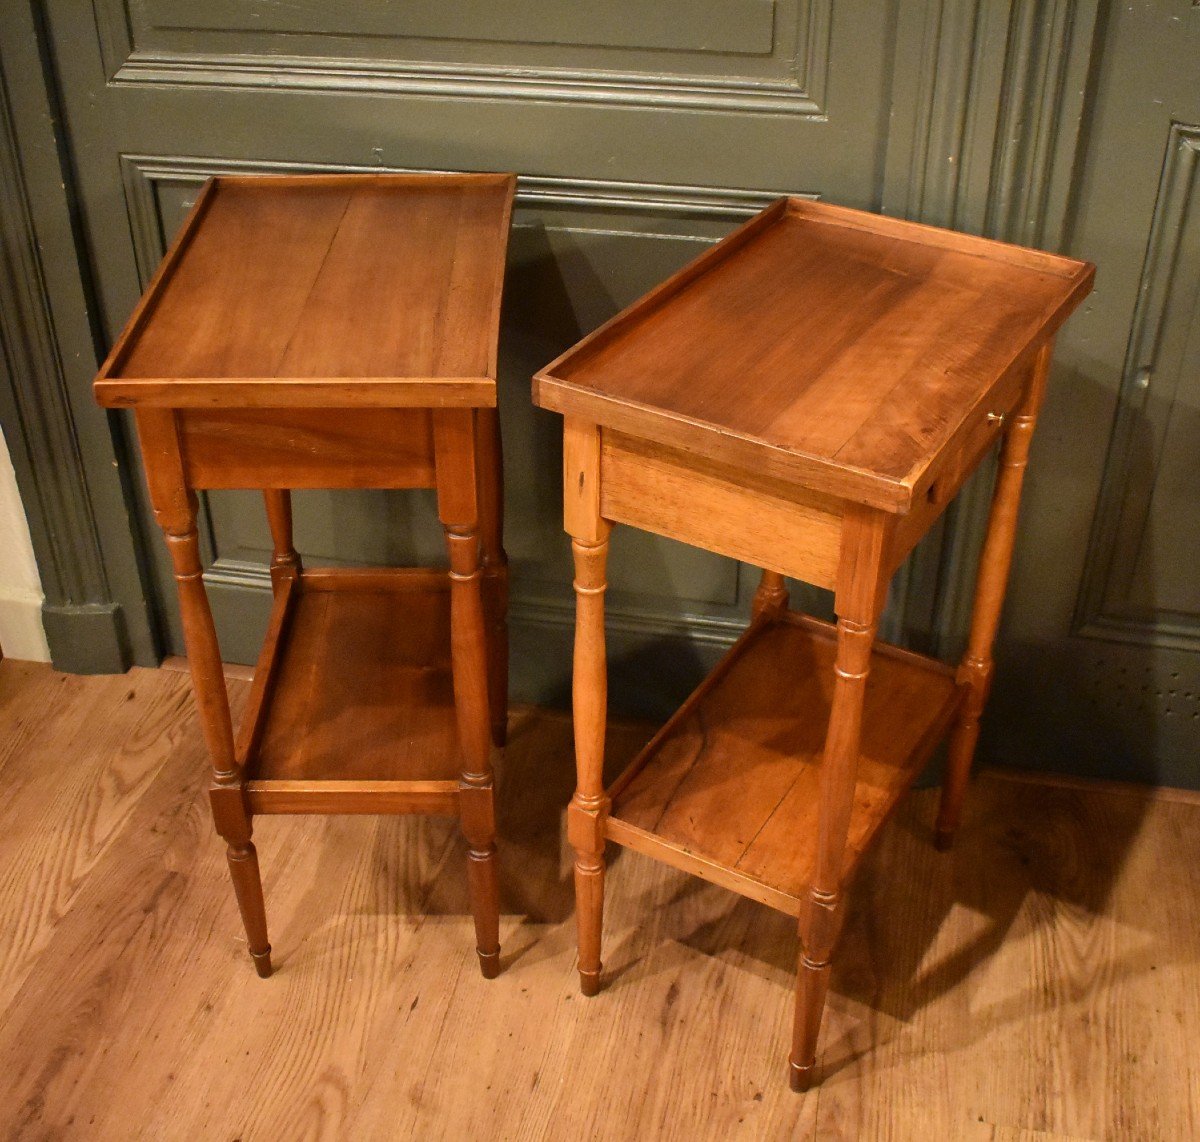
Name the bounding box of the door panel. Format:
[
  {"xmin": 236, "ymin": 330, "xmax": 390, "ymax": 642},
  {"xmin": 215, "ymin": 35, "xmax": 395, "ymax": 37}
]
[
  {"xmin": 134, "ymin": 0, "xmax": 782, "ymax": 57},
  {"xmin": 103, "ymin": 0, "xmax": 832, "ymax": 113},
  {"xmin": 1084, "ymin": 124, "xmax": 1200, "ymax": 635},
  {"xmin": 988, "ymin": 1, "xmax": 1200, "ymax": 784}
]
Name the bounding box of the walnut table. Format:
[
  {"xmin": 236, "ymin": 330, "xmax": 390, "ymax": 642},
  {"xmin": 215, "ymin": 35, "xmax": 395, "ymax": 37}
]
[
  {"xmin": 94, "ymin": 173, "xmax": 516, "ymax": 979},
  {"xmin": 533, "ymin": 198, "xmax": 1093, "ymax": 1089}
]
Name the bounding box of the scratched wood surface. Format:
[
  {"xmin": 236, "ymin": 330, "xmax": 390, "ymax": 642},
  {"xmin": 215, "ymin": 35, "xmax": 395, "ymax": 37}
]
[
  {"xmin": 0, "ymin": 659, "xmax": 1195, "ymax": 1140},
  {"xmin": 93, "ymin": 173, "xmax": 515, "ymax": 410},
  {"xmin": 609, "ymin": 617, "xmax": 960, "ymax": 916},
  {"xmin": 534, "ymin": 199, "xmax": 1093, "ymax": 511},
  {"xmin": 251, "ymin": 575, "xmax": 459, "ymax": 785}
]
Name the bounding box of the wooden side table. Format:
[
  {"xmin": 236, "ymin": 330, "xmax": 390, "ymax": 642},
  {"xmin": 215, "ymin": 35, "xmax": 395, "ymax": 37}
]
[
  {"xmin": 94, "ymin": 173, "xmax": 516, "ymax": 979},
  {"xmin": 533, "ymin": 199, "xmax": 1093, "ymax": 1088}
]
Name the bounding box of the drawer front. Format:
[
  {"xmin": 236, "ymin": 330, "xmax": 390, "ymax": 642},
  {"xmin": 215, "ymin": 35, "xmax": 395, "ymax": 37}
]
[
  {"xmin": 890, "ymin": 370, "xmax": 1026, "ymax": 573},
  {"xmin": 600, "ymin": 430, "xmax": 844, "ymax": 589},
  {"xmin": 178, "ymin": 407, "xmax": 436, "ymax": 489}
]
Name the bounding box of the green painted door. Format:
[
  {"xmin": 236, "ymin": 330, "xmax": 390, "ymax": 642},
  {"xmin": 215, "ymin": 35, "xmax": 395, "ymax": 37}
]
[
  {"xmin": 985, "ymin": 1, "xmax": 1200, "ymax": 785},
  {"xmin": 25, "ymin": 0, "xmax": 1195, "ymax": 783}
]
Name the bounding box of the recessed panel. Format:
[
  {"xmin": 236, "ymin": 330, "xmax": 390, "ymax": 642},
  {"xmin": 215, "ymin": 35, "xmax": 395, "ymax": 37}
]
[
  {"xmin": 103, "ymin": 0, "xmax": 831, "ymax": 113},
  {"xmin": 143, "ymin": 0, "xmax": 778, "ymax": 55},
  {"xmin": 1079, "ymin": 124, "xmax": 1200, "ymax": 649}
]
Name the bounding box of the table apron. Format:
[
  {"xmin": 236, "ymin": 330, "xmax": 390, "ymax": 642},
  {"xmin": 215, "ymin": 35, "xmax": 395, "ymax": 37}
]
[
  {"xmin": 599, "ymin": 430, "xmax": 843, "ymax": 589},
  {"xmin": 176, "ymin": 406, "xmax": 437, "ymax": 489}
]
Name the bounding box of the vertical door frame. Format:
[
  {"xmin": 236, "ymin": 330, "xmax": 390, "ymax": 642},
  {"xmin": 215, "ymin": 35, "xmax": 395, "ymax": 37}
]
[
  {"xmin": 881, "ymin": 0, "xmax": 1103, "ymax": 658},
  {"xmin": 0, "ymin": 0, "xmax": 157, "ymax": 672}
]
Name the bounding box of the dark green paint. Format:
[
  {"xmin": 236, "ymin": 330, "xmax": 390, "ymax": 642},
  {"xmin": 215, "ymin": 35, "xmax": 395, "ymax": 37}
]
[
  {"xmin": 986, "ymin": 0, "xmax": 1200, "ymax": 787},
  {"xmin": 1, "ymin": 0, "xmax": 1194, "ymax": 784},
  {"xmin": 0, "ymin": 0, "xmax": 157, "ymax": 674}
]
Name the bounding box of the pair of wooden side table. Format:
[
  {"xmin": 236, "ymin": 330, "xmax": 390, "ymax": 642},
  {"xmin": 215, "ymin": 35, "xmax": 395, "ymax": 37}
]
[{"xmin": 94, "ymin": 173, "xmax": 1092, "ymax": 1090}]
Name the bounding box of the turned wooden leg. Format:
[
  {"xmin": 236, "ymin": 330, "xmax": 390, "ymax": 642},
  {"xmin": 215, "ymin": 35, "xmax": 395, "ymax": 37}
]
[
  {"xmin": 936, "ymin": 681, "xmax": 986, "ymax": 852},
  {"xmin": 446, "ymin": 522, "xmax": 502, "ymax": 979},
  {"xmin": 569, "ymin": 532, "xmax": 611, "ymax": 996},
  {"xmin": 752, "ymin": 569, "xmax": 790, "ymax": 622},
  {"xmin": 184, "ymin": 526, "xmax": 272, "ymax": 977},
  {"xmin": 263, "ymin": 488, "xmax": 302, "ymax": 593},
  {"xmin": 791, "ymin": 507, "xmax": 890, "ymax": 1091},
  {"xmin": 211, "ymin": 785, "xmax": 272, "ymax": 978},
  {"xmin": 936, "ymin": 342, "xmax": 1052, "ymax": 851},
  {"xmin": 436, "ymin": 411, "xmax": 501, "ymax": 979},
  {"xmin": 791, "ymin": 617, "xmax": 875, "ymax": 1090},
  {"xmin": 476, "ymin": 408, "xmax": 509, "ymax": 749},
  {"xmin": 137, "ymin": 410, "xmax": 271, "ymax": 977},
  {"xmin": 563, "ymin": 419, "xmax": 612, "ymax": 997}
]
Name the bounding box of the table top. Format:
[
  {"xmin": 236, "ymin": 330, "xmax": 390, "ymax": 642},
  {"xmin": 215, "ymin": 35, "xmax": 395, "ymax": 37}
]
[
  {"xmin": 94, "ymin": 173, "xmax": 515, "ymax": 410},
  {"xmin": 534, "ymin": 198, "xmax": 1093, "ymax": 511}
]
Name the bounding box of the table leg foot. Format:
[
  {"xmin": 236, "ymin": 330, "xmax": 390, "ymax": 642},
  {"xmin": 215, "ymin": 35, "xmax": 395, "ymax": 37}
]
[
  {"xmin": 476, "ymin": 947, "xmax": 501, "ymax": 980},
  {"xmin": 465, "ymin": 843, "xmax": 501, "ymax": 979},
  {"xmin": 225, "ymin": 838, "xmax": 272, "ymax": 978},
  {"xmin": 572, "ymin": 849, "xmax": 605, "ymax": 998},
  {"xmin": 788, "ymin": 1058, "xmax": 816, "ymax": 1093},
  {"xmin": 250, "ymin": 946, "xmax": 273, "ymax": 978}
]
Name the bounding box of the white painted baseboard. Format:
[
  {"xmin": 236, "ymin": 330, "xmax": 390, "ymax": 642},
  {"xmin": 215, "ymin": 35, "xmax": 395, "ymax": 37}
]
[
  {"xmin": 0, "ymin": 589, "xmax": 48, "ymax": 662},
  {"xmin": 0, "ymin": 426, "xmax": 49, "ymax": 663}
]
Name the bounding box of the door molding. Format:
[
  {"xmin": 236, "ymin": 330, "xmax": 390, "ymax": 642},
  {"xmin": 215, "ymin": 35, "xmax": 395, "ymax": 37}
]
[
  {"xmin": 882, "ymin": 0, "xmax": 1103, "ymax": 656},
  {"xmin": 118, "ymin": 153, "xmax": 799, "ymax": 289},
  {"xmin": 1074, "ymin": 121, "xmax": 1200, "ymax": 654},
  {"xmin": 0, "ymin": 19, "xmax": 154, "ymax": 673},
  {"xmin": 98, "ymin": 0, "xmax": 832, "ymax": 116}
]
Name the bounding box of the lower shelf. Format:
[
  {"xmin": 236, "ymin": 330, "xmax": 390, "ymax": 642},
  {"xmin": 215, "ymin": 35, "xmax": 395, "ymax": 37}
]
[
  {"xmin": 606, "ymin": 613, "xmax": 962, "ymax": 916},
  {"xmin": 239, "ymin": 567, "xmax": 462, "ymax": 815}
]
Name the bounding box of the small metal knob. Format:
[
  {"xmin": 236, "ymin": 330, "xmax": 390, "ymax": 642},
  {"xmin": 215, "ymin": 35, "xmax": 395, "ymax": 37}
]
[{"xmin": 986, "ymin": 411, "xmax": 1005, "ymax": 427}]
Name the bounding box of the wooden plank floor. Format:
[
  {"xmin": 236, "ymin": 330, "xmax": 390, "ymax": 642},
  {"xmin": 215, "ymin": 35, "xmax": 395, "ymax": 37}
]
[{"xmin": 0, "ymin": 659, "xmax": 1195, "ymax": 1140}]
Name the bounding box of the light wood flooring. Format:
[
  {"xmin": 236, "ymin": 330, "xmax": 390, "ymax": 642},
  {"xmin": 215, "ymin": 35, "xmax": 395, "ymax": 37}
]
[{"xmin": 0, "ymin": 659, "xmax": 1195, "ymax": 1140}]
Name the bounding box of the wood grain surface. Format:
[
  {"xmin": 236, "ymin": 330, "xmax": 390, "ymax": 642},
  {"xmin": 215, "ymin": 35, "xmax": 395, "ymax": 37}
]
[
  {"xmin": 609, "ymin": 616, "xmax": 960, "ymax": 916},
  {"xmin": 177, "ymin": 406, "xmax": 437, "ymax": 490},
  {"xmin": 0, "ymin": 659, "xmax": 1195, "ymax": 1140},
  {"xmin": 94, "ymin": 173, "xmax": 515, "ymax": 409},
  {"xmin": 600, "ymin": 430, "xmax": 844, "ymax": 588},
  {"xmin": 534, "ymin": 198, "xmax": 1093, "ymax": 510},
  {"xmin": 251, "ymin": 573, "xmax": 459, "ymax": 786}
]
